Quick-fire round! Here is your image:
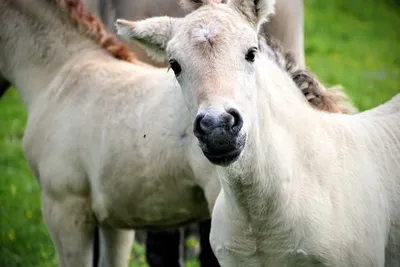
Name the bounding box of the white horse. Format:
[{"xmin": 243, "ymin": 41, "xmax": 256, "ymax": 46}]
[
  {"xmin": 117, "ymin": 0, "xmax": 400, "ymax": 266},
  {"xmin": 0, "ymin": 0, "xmax": 356, "ymax": 266}
]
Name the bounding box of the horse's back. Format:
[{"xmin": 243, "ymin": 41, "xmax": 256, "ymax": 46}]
[{"xmin": 358, "ymin": 93, "xmax": 400, "ymax": 118}]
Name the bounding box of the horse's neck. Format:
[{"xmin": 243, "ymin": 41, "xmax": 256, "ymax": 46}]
[
  {"xmin": 220, "ymin": 58, "xmax": 339, "ymax": 222},
  {"xmin": 1, "ymin": 1, "xmax": 103, "ymax": 110}
]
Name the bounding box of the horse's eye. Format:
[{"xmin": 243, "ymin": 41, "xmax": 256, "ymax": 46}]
[
  {"xmin": 245, "ymin": 47, "xmax": 258, "ymax": 62},
  {"xmin": 168, "ymin": 59, "xmax": 182, "ymax": 76}
]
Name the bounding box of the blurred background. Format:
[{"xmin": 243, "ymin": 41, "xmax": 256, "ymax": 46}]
[{"xmin": 1, "ymin": 0, "xmax": 399, "ymax": 266}]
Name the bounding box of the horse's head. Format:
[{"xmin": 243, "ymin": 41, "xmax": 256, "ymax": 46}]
[{"xmin": 117, "ymin": 0, "xmax": 276, "ymax": 166}]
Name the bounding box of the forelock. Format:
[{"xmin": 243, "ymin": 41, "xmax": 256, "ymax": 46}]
[
  {"xmin": 179, "ymin": 7, "xmax": 248, "ymax": 51},
  {"xmin": 179, "ymin": 0, "xmax": 227, "ymax": 11}
]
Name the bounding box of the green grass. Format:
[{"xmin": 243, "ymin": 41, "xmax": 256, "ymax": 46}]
[
  {"xmin": 1, "ymin": 0, "xmax": 399, "ymax": 266},
  {"xmin": 304, "ymin": 0, "xmax": 399, "ymax": 110}
]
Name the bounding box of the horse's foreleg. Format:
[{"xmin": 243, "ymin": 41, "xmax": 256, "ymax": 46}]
[
  {"xmin": 146, "ymin": 229, "xmax": 183, "ymax": 267},
  {"xmin": 93, "ymin": 227, "xmax": 100, "ymax": 267},
  {"xmin": 98, "ymin": 228, "xmax": 134, "ymax": 267},
  {"xmin": 42, "ymin": 192, "xmax": 95, "ymax": 267}
]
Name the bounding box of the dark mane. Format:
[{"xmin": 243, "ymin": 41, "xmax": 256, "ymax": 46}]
[
  {"xmin": 258, "ymin": 35, "xmax": 357, "ymax": 114},
  {"xmin": 0, "ymin": 0, "xmax": 139, "ymax": 99},
  {"xmin": 61, "ymin": 0, "xmax": 138, "ymax": 63}
]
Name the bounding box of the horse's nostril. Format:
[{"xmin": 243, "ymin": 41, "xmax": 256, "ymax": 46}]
[
  {"xmin": 194, "ymin": 109, "xmax": 243, "ymax": 138},
  {"xmin": 193, "ymin": 113, "xmax": 205, "ymax": 137},
  {"xmin": 227, "ymin": 108, "xmax": 243, "ymax": 132},
  {"xmin": 200, "ymin": 115, "xmax": 215, "ymax": 131}
]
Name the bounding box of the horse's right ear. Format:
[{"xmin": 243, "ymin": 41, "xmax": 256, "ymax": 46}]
[
  {"xmin": 180, "ymin": 0, "xmax": 227, "ymax": 11},
  {"xmin": 115, "ymin": 17, "xmax": 178, "ymax": 62},
  {"xmin": 228, "ymin": 0, "xmax": 275, "ymax": 30}
]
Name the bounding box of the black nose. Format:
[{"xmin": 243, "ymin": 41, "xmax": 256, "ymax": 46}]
[{"xmin": 193, "ymin": 108, "xmax": 243, "ymax": 138}]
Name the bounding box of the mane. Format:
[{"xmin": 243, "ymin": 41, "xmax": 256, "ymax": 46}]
[
  {"xmin": 61, "ymin": 0, "xmax": 138, "ymax": 63},
  {"xmin": 259, "ymin": 35, "xmax": 358, "ymax": 115}
]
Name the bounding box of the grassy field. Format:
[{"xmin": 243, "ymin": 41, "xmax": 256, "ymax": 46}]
[{"xmin": 1, "ymin": 0, "xmax": 399, "ymax": 266}]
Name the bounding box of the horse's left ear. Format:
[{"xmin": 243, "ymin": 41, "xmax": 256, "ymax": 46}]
[
  {"xmin": 115, "ymin": 17, "xmax": 177, "ymax": 62},
  {"xmin": 228, "ymin": 0, "xmax": 276, "ymax": 29},
  {"xmin": 180, "ymin": 0, "xmax": 227, "ymax": 11}
]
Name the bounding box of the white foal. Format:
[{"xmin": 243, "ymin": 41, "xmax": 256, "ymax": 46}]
[{"xmin": 117, "ymin": 0, "xmax": 400, "ymax": 266}]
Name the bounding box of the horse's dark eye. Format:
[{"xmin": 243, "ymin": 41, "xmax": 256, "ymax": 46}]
[
  {"xmin": 245, "ymin": 47, "xmax": 257, "ymax": 62},
  {"xmin": 168, "ymin": 59, "xmax": 182, "ymax": 76}
]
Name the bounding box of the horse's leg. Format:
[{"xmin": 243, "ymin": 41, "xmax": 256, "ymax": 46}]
[
  {"xmin": 93, "ymin": 227, "xmax": 100, "ymax": 267},
  {"xmin": 199, "ymin": 220, "xmax": 220, "ymax": 267},
  {"xmin": 42, "ymin": 192, "xmax": 95, "ymax": 267},
  {"xmin": 146, "ymin": 228, "xmax": 182, "ymax": 267},
  {"xmin": 98, "ymin": 228, "xmax": 134, "ymax": 267},
  {"xmin": 189, "ymin": 163, "xmax": 222, "ymax": 267}
]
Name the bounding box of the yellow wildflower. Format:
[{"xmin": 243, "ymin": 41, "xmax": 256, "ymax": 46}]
[
  {"xmin": 8, "ymin": 229, "xmax": 15, "ymax": 241},
  {"xmin": 11, "ymin": 184, "xmax": 16, "ymax": 196},
  {"xmin": 139, "ymin": 255, "xmax": 145, "ymax": 263},
  {"xmin": 25, "ymin": 210, "xmax": 33, "ymax": 219}
]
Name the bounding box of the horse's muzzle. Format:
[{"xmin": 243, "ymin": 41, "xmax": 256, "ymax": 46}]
[{"xmin": 193, "ymin": 108, "xmax": 246, "ymax": 166}]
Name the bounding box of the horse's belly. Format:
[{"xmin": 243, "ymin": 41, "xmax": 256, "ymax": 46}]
[{"xmin": 93, "ymin": 180, "xmax": 211, "ymax": 229}]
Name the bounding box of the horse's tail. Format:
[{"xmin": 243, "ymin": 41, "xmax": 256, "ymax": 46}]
[{"xmin": 60, "ymin": 0, "xmax": 138, "ymax": 63}]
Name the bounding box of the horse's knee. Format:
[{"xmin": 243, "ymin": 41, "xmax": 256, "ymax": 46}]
[
  {"xmin": 42, "ymin": 193, "xmax": 95, "ymax": 267},
  {"xmin": 98, "ymin": 228, "xmax": 134, "ymax": 267}
]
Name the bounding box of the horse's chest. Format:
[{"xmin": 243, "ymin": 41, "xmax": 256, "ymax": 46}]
[
  {"xmin": 255, "ymin": 226, "xmax": 327, "ymax": 266},
  {"xmin": 263, "ymin": 253, "xmax": 326, "ymax": 267},
  {"xmin": 217, "ymin": 241, "xmax": 326, "ymax": 267},
  {"xmin": 215, "ymin": 240, "xmax": 325, "ymax": 267},
  {"xmin": 212, "ymin": 204, "xmax": 326, "ymax": 267}
]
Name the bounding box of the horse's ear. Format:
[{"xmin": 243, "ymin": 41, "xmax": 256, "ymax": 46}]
[
  {"xmin": 228, "ymin": 0, "xmax": 275, "ymax": 30},
  {"xmin": 180, "ymin": 0, "xmax": 227, "ymax": 11},
  {"xmin": 115, "ymin": 17, "xmax": 177, "ymax": 62}
]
